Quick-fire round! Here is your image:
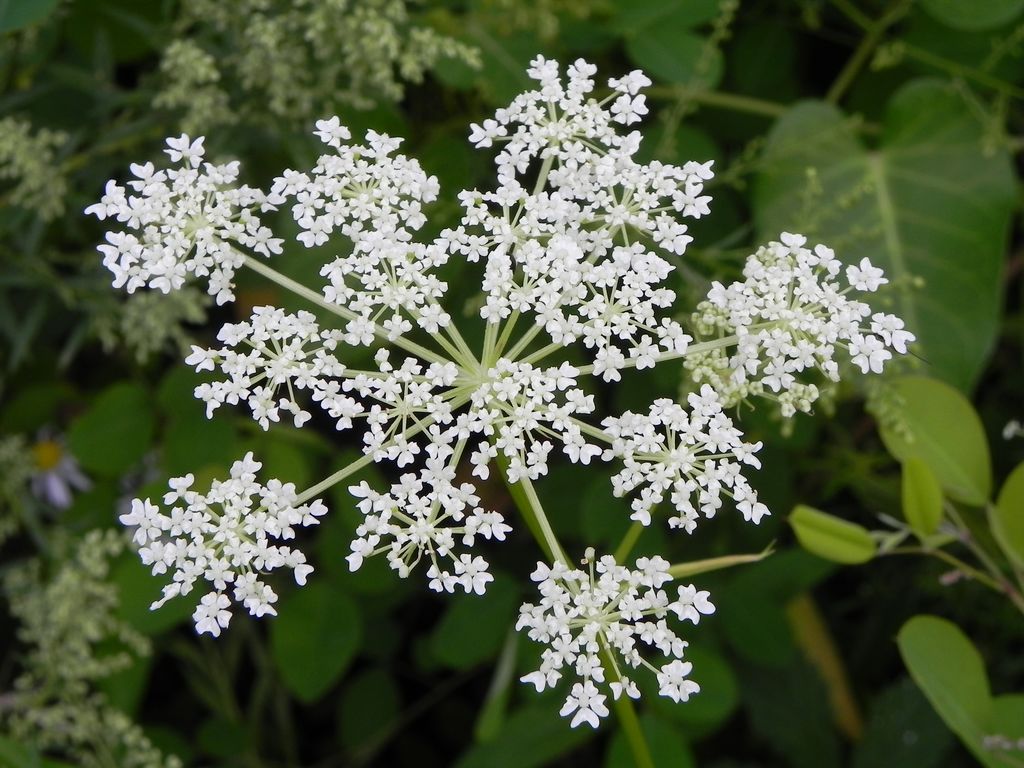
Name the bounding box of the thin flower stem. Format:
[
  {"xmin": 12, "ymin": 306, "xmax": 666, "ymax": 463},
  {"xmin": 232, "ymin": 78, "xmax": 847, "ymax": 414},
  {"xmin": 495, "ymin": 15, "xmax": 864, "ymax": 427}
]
[
  {"xmin": 241, "ymin": 255, "xmax": 453, "ymax": 367},
  {"xmin": 668, "ymin": 544, "xmax": 775, "ymax": 579},
  {"xmin": 499, "ymin": 465, "xmax": 568, "ymax": 566},
  {"xmin": 293, "ymin": 392, "xmax": 471, "ymax": 506},
  {"xmin": 646, "ymin": 85, "xmax": 788, "ymax": 118},
  {"xmin": 826, "ymin": 0, "xmax": 911, "ymax": 105},
  {"xmin": 598, "ymin": 645, "xmax": 656, "ymax": 768},
  {"xmin": 498, "ymin": 460, "xmax": 656, "ymax": 768},
  {"xmin": 613, "ymin": 521, "xmax": 645, "ymax": 562},
  {"xmin": 885, "ymin": 546, "xmax": 1024, "ymax": 614}
]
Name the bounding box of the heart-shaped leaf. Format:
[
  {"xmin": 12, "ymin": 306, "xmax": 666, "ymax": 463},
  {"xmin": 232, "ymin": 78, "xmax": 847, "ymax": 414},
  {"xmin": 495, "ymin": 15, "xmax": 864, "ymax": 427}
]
[
  {"xmin": 270, "ymin": 582, "xmax": 362, "ymax": 703},
  {"xmin": 754, "ymin": 80, "xmax": 1016, "ymax": 391}
]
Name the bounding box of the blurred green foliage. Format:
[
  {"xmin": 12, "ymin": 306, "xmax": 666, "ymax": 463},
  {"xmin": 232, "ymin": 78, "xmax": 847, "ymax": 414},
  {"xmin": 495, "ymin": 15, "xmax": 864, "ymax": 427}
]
[{"xmin": 1, "ymin": 0, "xmax": 1022, "ymax": 766}]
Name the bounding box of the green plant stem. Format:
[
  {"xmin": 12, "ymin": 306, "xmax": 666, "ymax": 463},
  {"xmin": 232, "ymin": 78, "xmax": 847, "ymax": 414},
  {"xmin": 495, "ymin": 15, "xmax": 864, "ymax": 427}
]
[
  {"xmin": 646, "ymin": 85, "xmax": 788, "ymax": 118},
  {"xmin": 600, "ymin": 645, "xmax": 656, "ymax": 768},
  {"xmin": 613, "ymin": 521, "xmax": 644, "ymax": 563},
  {"xmin": 668, "ymin": 544, "xmax": 775, "ymax": 579},
  {"xmin": 496, "ymin": 461, "xmax": 657, "ymax": 768},
  {"xmin": 831, "ymin": 0, "xmax": 1024, "ymax": 100},
  {"xmin": 886, "ymin": 546, "xmax": 1024, "ymax": 614},
  {"xmin": 242, "ymin": 255, "xmax": 458, "ymax": 368},
  {"xmin": 826, "ymin": 0, "xmax": 911, "ymax": 104}
]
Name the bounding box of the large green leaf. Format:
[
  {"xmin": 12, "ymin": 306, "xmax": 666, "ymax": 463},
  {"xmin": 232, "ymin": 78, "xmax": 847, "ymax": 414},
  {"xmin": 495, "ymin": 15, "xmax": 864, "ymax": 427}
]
[
  {"xmin": 991, "ymin": 462, "xmax": 1024, "ymax": 567},
  {"xmin": 919, "ymin": 0, "xmax": 1024, "ymax": 30},
  {"xmin": 430, "ymin": 576, "xmax": 518, "ymax": 669},
  {"xmin": 898, "ymin": 615, "xmax": 1024, "ymax": 767},
  {"xmin": 454, "ymin": 705, "xmax": 592, "ymax": 768},
  {"xmin": 853, "ymin": 679, "xmax": 954, "ymax": 768},
  {"xmin": 898, "ymin": 616, "xmax": 991, "ymax": 747},
  {"xmin": 270, "ymin": 583, "xmax": 362, "ymax": 703},
  {"xmin": 789, "ymin": 505, "xmax": 876, "ymax": 564},
  {"xmin": 619, "ymin": 0, "xmax": 722, "ymax": 88},
  {"xmin": 879, "ymin": 376, "xmax": 991, "ymax": 506},
  {"xmin": 754, "ymin": 79, "xmax": 1015, "ymax": 390},
  {"xmin": 604, "ymin": 714, "xmax": 696, "ymax": 768},
  {"xmin": 67, "ymin": 382, "xmax": 155, "ymax": 477},
  {"xmin": 0, "ymin": 0, "xmax": 60, "ymax": 32},
  {"xmin": 901, "ymin": 457, "xmax": 945, "ymax": 537}
]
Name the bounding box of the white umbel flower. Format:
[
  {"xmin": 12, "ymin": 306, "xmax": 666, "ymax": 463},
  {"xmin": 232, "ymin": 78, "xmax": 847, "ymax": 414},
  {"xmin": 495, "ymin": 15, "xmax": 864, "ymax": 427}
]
[
  {"xmin": 602, "ymin": 385, "xmax": 768, "ymax": 531},
  {"xmin": 688, "ymin": 233, "xmax": 914, "ymax": 416},
  {"xmin": 517, "ymin": 554, "xmax": 713, "ymax": 727},
  {"xmin": 119, "ymin": 452, "xmax": 325, "ymax": 635},
  {"xmin": 86, "ymin": 135, "xmax": 282, "ymax": 304}
]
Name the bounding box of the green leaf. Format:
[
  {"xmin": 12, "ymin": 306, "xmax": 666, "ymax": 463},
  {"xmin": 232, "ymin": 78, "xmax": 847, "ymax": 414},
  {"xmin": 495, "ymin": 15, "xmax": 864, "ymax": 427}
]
[
  {"xmin": 897, "ymin": 616, "xmax": 992, "ymax": 760},
  {"xmin": 67, "ymin": 382, "xmax": 155, "ymax": 477},
  {"xmin": 789, "ymin": 505, "xmax": 876, "ymax": 564},
  {"xmin": 901, "ymin": 456, "xmax": 945, "ymax": 537},
  {"xmin": 879, "ymin": 376, "xmax": 991, "ymax": 505},
  {"xmin": 604, "ymin": 714, "xmax": 696, "ymax": 768},
  {"xmin": 337, "ymin": 667, "xmax": 400, "ymax": 753},
  {"xmin": 754, "ymin": 80, "xmax": 1016, "ymax": 390},
  {"xmin": 270, "ymin": 582, "xmax": 362, "ymax": 702},
  {"xmin": 919, "ymin": 0, "xmax": 1024, "ymax": 30},
  {"xmin": 625, "ymin": 29, "xmax": 722, "ymax": 88},
  {"xmin": 0, "ymin": 735, "xmax": 40, "ymax": 768},
  {"xmin": 454, "ymin": 705, "xmax": 593, "ymax": 768},
  {"xmin": 853, "ymin": 678, "xmax": 954, "ymax": 768},
  {"xmin": 112, "ymin": 552, "xmax": 193, "ymax": 636},
  {"xmin": 0, "ymin": 0, "xmax": 60, "ymax": 32},
  {"xmin": 430, "ymin": 576, "xmax": 519, "ymax": 669},
  {"xmin": 611, "ymin": 0, "xmax": 719, "ymax": 31},
  {"xmin": 991, "ymin": 462, "xmax": 1024, "ymax": 567}
]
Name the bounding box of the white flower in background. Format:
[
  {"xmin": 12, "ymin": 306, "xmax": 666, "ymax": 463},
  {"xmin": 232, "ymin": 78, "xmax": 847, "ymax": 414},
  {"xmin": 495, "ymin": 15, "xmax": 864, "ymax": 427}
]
[
  {"xmin": 687, "ymin": 233, "xmax": 914, "ymax": 416},
  {"xmin": 119, "ymin": 452, "xmax": 325, "ymax": 635},
  {"xmin": 86, "ymin": 135, "xmax": 282, "ymax": 304},
  {"xmin": 517, "ymin": 554, "xmax": 714, "ymax": 727},
  {"xmin": 1003, "ymin": 420, "xmax": 1023, "ymax": 440},
  {"xmin": 29, "ymin": 433, "xmax": 91, "ymax": 510}
]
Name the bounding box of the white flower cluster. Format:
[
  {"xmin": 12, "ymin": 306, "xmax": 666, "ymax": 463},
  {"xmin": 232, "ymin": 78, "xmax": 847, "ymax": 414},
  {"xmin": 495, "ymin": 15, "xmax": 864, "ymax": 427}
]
[
  {"xmin": 455, "ymin": 57, "xmax": 707, "ymax": 381},
  {"xmin": 119, "ymin": 453, "xmax": 325, "ymax": 635},
  {"xmin": 517, "ymin": 554, "xmax": 714, "ymax": 728},
  {"xmin": 86, "ymin": 135, "xmax": 281, "ymax": 304},
  {"xmin": 186, "ymin": 306, "xmax": 345, "ymax": 429},
  {"xmin": 687, "ymin": 233, "xmax": 914, "ymax": 416},
  {"xmin": 603, "ymin": 385, "xmax": 768, "ymax": 531},
  {"xmin": 271, "ymin": 119, "xmax": 450, "ymax": 340},
  {"xmin": 90, "ymin": 56, "xmax": 915, "ymax": 727},
  {"xmin": 347, "ymin": 434, "xmax": 511, "ymax": 594}
]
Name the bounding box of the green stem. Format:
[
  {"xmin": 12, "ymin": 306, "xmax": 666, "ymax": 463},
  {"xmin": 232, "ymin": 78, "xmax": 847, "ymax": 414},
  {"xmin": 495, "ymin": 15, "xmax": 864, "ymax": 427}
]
[
  {"xmin": 241, "ymin": 255, "xmax": 452, "ymax": 367},
  {"xmin": 575, "ymin": 334, "xmax": 739, "ymax": 376},
  {"xmin": 294, "ymin": 392, "xmax": 471, "ymax": 506},
  {"xmin": 613, "ymin": 522, "xmax": 644, "ymax": 563},
  {"xmin": 598, "ymin": 646, "xmax": 655, "ymax": 768},
  {"xmin": 826, "ymin": 0, "xmax": 911, "ymax": 104},
  {"xmin": 886, "ymin": 546, "xmax": 1024, "ymax": 614},
  {"xmin": 646, "ymin": 86, "xmax": 788, "ymax": 118},
  {"xmin": 668, "ymin": 544, "xmax": 775, "ymax": 579},
  {"xmin": 497, "ymin": 461, "xmax": 656, "ymax": 768}
]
